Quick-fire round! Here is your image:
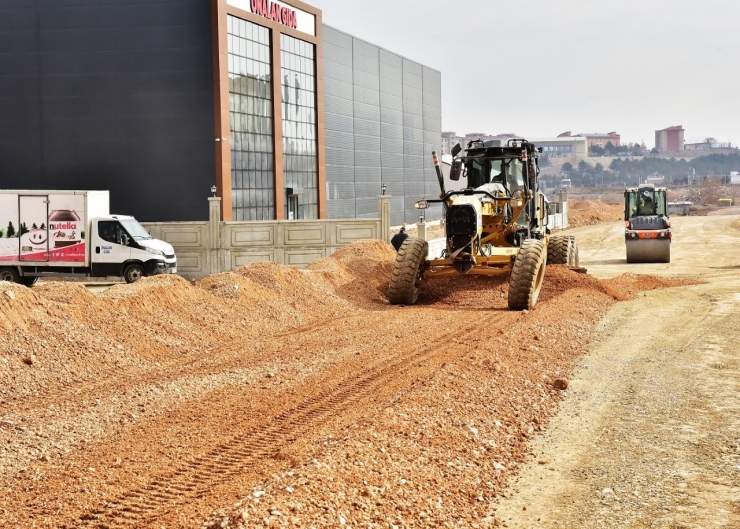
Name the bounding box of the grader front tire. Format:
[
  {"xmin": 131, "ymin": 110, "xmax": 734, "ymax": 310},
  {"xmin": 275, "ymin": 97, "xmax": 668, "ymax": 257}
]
[
  {"xmin": 508, "ymin": 239, "xmax": 547, "ymax": 311},
  {"xmin": 388, "ymin": 237, "xmax": 428, "ymax": 305}
]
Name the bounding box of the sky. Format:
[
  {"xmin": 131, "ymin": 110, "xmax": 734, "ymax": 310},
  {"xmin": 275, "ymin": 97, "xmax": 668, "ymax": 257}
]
[{"xmin": 309, "ymin": 0, "xmax": 740, "ymax": 147}]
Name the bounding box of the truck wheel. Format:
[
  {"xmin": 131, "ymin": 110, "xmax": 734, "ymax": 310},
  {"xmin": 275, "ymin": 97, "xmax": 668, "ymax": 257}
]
[
  {"xmin": 508, "ymin": 239, "xmax": 547, "ymax": 311},
  {"xmin": 567, "ymin": 236, "xmax": 580, "ymax": 267},
  {"xmin": 123, "ymin": 264, "xmax": 144, "ymax": 284},
  {"xmin": 0, "ymin": 267, "xmax": 20, "ymax": 284},
  {"xmin": 388, "ymin": 237, "xmax": 428, "ymax": 305},
  {"xmin": 547, "ymin": 235, "xmax": 569, "ymax": 265},
  {"xmin": 20, "ymin": 277, "xmax": 38, "ymax": 287}
]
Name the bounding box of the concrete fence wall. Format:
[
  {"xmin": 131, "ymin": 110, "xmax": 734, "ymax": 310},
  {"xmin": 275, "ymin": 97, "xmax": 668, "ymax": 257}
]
[
  {"xmin": 142, "ymin": 196, "xmax": 391, "ymax": 279},
  {"xmin": 141, "ymin": 193, "xmax": 567, "ymax": 278},
  {"xmin": 548, "ymin": 199, "xmax": 569, "ymax": 230},
  {"xmin": 547, "ymin": 191, "xmax": 569, "ymax": 230}
]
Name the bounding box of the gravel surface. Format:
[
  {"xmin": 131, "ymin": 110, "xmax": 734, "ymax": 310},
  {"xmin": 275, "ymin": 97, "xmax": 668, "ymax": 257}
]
[
  {"xmin": 495, "ymin": 213, "xmax": 740, "ymax": 528},
  {"xmin": 0, "ymin": 238, "xmax": 699, "ymax": 528}
]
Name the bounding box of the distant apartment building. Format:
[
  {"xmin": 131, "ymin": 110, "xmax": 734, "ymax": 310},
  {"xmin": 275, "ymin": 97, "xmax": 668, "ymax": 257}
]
[
  {"xmin": 444, "ymin": 131, "xmax": 588, "ymax": 159},
  {"xmin": 558, "ymin": 131, "xmax": 620, "ymax": 149},
  {"xmin": 530, "ymin": 136, "xmax": 588, "ymax": 158},
  {"xmin": 441, "ymin": 131, "xmax": 465, "ymax": 155},
  {"xmin": 685, "ymin": 139, "xmax": 733, "ymax": 150},
  {"xmin": 465, "ymin": 132, "xmax": 518, "ymax": 145},
  {"xmin": 655, "ymin": 126, "xmax": 685, "ymax": 152},
  {"xmin": 583, "ymin": 132, "xmax": 620, "ymax": 148},
  {"xmin": 442, "ymin": 132, "xmax": 519, "ymax": 154},
  {"xmin": 684, "ymin": 141, "xmax": 712, "ymax": 151}
]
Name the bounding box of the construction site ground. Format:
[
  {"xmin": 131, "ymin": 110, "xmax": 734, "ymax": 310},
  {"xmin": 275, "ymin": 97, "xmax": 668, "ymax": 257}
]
[{"xmin": 1, "ymin": 211, "xmax": 739, "ymax": 528}]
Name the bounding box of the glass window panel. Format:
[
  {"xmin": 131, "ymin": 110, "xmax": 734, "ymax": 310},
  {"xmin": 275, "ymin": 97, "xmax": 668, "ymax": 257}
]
[
  {"xmin": 227, "ymin": 15, "xmax": 275, "ymax": 220},
  {"xmin": 280, "ymin": 34, "xmax": 318, "ymax": 220}
]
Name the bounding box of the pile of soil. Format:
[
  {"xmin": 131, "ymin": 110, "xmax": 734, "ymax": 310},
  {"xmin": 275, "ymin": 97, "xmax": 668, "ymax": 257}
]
[
  {"xmin": 568, "ymin": 199, "xmax": 624, "ymax": 227},
  {"xmin": 0, "ymin": 241, "xmax": 701, "ymax": 528}
]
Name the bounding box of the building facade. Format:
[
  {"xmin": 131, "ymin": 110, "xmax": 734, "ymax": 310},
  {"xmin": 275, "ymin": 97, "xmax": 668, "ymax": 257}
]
[
  {"xmin": 0, "ymin": 0, "xmax": 441, "ymax": 223},
  {"xmin": 441, "ymin": 132, "xmax": 465, "ymax": 156},
  {"xmin": 529, "ymin": 137, "xmax": 588, "ymax": 159},
  {"xmin": 581, "ymin": 132, "xmax": 620, "ymax": 149},
  {"xmin": 323, "ymin": 27, "xmax": 442, "ymax": 225},
  {"xmin": 655, "ymin": 125, "xmax": 684, "ymax": 153},
  {"xmin": 558, "ymin": 131, "xmax": 620, "ymax": 149},
  {"xmin": 0, "ymin": 0, "xmax": 217, "ymax": 222}
]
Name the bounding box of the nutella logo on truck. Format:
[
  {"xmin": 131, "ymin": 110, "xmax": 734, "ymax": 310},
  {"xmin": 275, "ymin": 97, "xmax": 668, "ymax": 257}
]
[
  {"xmin": 49, "ymin": 222, "xmax": 77, "ymax": 230},
  {"xmin": 250, "ymin": 0, "xmax": 298, "ymax": 29}
]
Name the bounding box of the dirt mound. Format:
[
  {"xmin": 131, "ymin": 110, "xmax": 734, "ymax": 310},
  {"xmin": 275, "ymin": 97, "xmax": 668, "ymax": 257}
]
[
  {"xmin": 543, "ymin": 266, "xmax": 701, "ymax": 302},
  {"xmin": 569, "ymin": 199, "xmax": 623, "ymax": 226},
  {"xmin": 307, "ymin": 240, "xmax": 396, "ymax": 305},
  {"xmin": 197, "ymin": 272, "xmax": 278, "ymax": 303},
  {"xmin": 0, "ymin": 283, "xmax": 41, "ymax": 332}
]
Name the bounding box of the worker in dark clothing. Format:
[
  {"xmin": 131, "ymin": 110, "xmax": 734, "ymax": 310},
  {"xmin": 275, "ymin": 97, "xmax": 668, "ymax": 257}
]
[{"xmin": 390, "ymin": 227, "xmax": 408, "ymax": 252}]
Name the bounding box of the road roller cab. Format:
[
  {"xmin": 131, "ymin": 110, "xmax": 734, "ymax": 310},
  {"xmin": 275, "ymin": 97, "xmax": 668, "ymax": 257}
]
[{"xmin": 624, "ymin": 185, "xmax": 671, "ymax": 263}]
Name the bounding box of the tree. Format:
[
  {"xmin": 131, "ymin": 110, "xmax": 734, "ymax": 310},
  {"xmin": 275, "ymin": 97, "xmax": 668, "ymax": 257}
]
[
  {"xmin": 561, "ymin": 162, "xmax": 573, "ymax": 176},
  {"xmin": 631, "ymin": 143, "xmax": 643, "ymax": 156},
  {"xmin": 32, "ymin": 223, "xmax": 38, "ymax": 229},
  {"xmin": 609, "ymin": 158, "xmax": 620, "ymax": 171},
  {"xmin": 578, "ymin": 159, "xmax": 589, "ymax": 176},
  {"xmin": 6, "ymin": 221, "xmax": 16, "ymax": 238},
  {"xmin": 19, "ymin": 222, "xmax": 29, "ymax": 236},
  {"xmin": 39, "ymin": 223, "xmax": 46, "ymax": 230},
  {"xmin": 589, "ymin": 145, "xmax": 604, "ymax": 157},
  {"xmin": 604, "ymin": 141, "xmax": 616, "ymax": 156},
  {"xmin": 701, "ymin": 176, "xmax": 721, "ymax": 205},
  {"xmin": 0, "ymin": 229, "xmax": 4, "ymax": 238},
  {"xmin": 705, "ymin": 137, "xmax": 717, "ymax": 148}
]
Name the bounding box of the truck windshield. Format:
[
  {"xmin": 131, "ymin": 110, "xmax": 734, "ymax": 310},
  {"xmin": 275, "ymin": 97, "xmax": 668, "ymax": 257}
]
[{"xmin": 119, "ymin": 218, "xmax": 152, "ymax": 240}]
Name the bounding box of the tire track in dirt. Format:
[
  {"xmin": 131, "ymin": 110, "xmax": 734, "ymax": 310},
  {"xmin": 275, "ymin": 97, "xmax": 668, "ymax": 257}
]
[
  {"xmin": 79, "ymin": 309, "xmax": 511, "ymax": 528},
  {"xmin": 5, "ymin": 314, "xmax": 370, "ymax": 420}
]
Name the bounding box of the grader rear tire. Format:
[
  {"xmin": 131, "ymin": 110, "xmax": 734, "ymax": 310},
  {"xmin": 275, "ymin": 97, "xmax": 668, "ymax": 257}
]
[
  {"xmin": 388, "ymin": 237, "xmax": 428, "ymax": 305},
  {"xmin": 508, "ymin": 239, "xmax": 547, "ymax": 311},
  {"xmin": 567, "ymin": 236, "xmax": 580, "ymax": 267},
  {"xmin": 547, "ymin": 235, "xmax": 569, "ymax": 265}
]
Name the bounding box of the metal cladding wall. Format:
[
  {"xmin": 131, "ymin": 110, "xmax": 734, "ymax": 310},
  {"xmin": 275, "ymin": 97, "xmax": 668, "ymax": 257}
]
[
  {"xmin": 0, "ymin": 0, "xmax": 215, "ymax": 222},
  {"xmin": 322, "ymin": 26, "xmax": 442, "ymax": 225}
]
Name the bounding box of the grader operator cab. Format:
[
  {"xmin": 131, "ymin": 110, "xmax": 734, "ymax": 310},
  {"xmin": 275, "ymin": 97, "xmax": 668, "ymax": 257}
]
[
  {"xmin": 624, "ymin": 185, "xmax": 671, "ymax": 263},
  {"xmin": 388, "ymin": 139, "xmax": 579, "ymax": 311}
]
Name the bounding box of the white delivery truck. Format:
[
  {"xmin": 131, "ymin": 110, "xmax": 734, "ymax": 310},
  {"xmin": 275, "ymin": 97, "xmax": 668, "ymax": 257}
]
[{"xmin": 0, "ymin": 190, "xmax": 176, "ymax": 286}]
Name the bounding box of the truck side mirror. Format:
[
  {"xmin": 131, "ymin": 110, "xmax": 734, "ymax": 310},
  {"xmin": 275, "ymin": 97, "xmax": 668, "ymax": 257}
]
[
  {"xmin": 450, "ymin": 160, "xmax": 462, "ymax": 181},
  {"xmin": 451, "ymin": 143, "xmax": 462, "ymax": 157}
]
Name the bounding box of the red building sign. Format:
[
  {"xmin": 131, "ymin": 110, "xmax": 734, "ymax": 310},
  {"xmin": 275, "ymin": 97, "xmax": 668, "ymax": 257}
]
[{"xmin": 250, "ymin": 0, "xmax": 298, "ymax": 29}]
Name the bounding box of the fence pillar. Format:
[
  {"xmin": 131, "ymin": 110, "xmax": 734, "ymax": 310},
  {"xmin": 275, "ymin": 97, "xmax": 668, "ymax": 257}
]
[
  {"xmin": 559, "ymin": 190, "xmax": 569, "ymax": 228},
  {"xmin": 378, "ymin": 195, "xmax": 391, "ymax": 242},
  {"xmin": 208, "ymin": 196, "xmax": 222, "ymax": 275},
  {"xmin": 416, "ymin": 221, "xmax": 427, "ymax": 241}
]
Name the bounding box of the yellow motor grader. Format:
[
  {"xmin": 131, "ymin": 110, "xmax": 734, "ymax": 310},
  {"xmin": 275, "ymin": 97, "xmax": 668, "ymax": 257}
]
[{"xmin": 388, "ymin": 139, "xmax": 578, "ymax": 310}]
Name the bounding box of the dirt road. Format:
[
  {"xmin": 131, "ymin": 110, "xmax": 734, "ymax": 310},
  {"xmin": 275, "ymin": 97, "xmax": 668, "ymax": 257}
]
[
  {"xmin": 0, "ymin": 214, "xmax": 735, "ymax": 528},
  {"xmin": 496, "ymin": 213, "xmax": 740, "ymax": 528}
]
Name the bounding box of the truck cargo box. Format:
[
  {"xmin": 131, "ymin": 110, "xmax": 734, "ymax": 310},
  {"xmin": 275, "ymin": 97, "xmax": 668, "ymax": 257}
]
[{"xmin": 0, "ymin": 190, "xmax": 109, "ymax": 268}]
